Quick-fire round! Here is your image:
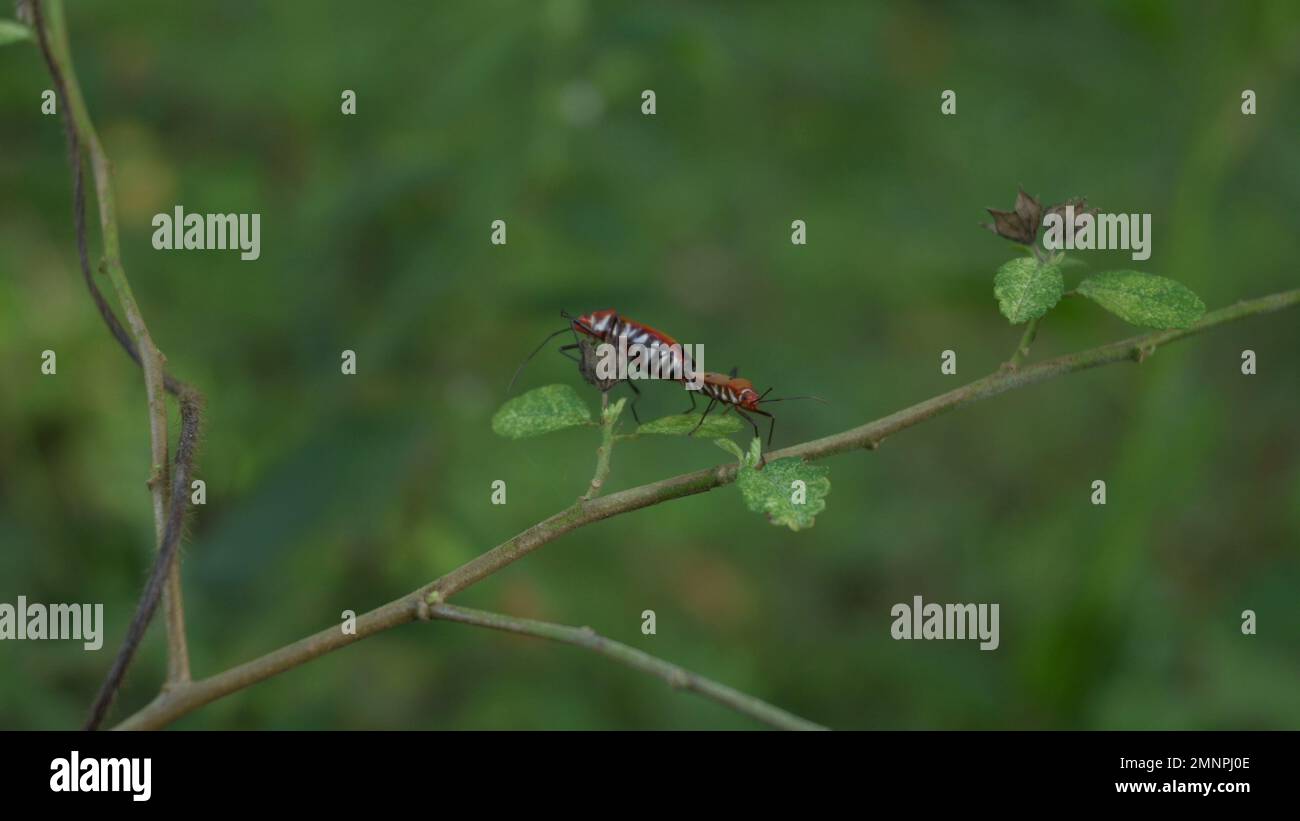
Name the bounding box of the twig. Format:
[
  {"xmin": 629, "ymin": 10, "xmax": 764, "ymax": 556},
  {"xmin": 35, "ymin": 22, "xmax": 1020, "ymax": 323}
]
[
  {"xmin": 582, "ymin": 394, "xmax": 618, "ymax": 501},
  {"xmin": 32, "ymin": 0, "xmax": 204, "ymax": 722},
  {"xmin": 1005, "ymin": 316, "xmax": 1040, "ymax": 369},
  {"xmin": 430, "ymin": 604, "xmax": 825, "ymax": 730},
  {"xmin": 112, "ymin": 286, "xmax": 1300, "ymax": 730},
  {"xmin": 84, "ymin": 392, "xmax": 203, "ymax": 730}
]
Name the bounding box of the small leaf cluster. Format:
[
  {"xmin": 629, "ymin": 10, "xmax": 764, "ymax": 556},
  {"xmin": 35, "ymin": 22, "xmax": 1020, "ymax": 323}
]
[{"xmin": 986, "ymin": 188, "xmax": 1205, "ymax": 329}]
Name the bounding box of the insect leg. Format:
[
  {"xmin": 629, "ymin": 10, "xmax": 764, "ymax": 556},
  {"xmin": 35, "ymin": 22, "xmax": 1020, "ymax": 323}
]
[
  {"xmin": 688, "ymin": 398, "xmax": 718, "ymax": 437},
  {"xmin": 750, "ymin": 408, "xmax": 776, "ymax": 447},
  {"xmin": 624, "ymin": 380, "xmax": 642, "ymax": 424},
  {"xmin": 735, "ymin": 408, "xmax": 760, "ymax": 444}
]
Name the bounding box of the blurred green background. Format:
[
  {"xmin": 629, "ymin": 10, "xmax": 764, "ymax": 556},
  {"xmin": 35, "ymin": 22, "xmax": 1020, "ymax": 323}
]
[{"xmin": 1, "ymin": 0, "xmax": 1297, "ymax": 730}]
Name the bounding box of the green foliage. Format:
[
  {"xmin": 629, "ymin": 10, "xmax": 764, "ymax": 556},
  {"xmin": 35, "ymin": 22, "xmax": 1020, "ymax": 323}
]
[
  {"xmin": 0, "ymin": 19, "xmax": 32, "ymax": 46},
  {"xmin": 737, "ymin": 455, "xmax": 831, "ymax": 531},
  {"xmin": 714, "ymin": 438, "xmax": 746, "ymax": 461},
  {"xmin": 1076, "ymin": 270, "xmax": 1206, "ymax": 329},
  {"xmin": 636, "ymin": 412, "xmax": 743, "ymax": 438},
  {"xmin": 491, "ymin": 385, "xmax": 594, "ymax": 439},
  {"xmin": 994, "ymin": 257, "xmax": 1064, "ymax": 324}
]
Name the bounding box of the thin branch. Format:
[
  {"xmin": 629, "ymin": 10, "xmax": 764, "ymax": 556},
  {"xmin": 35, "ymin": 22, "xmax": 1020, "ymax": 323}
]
[
  {"xmin": 32, "ymin": 0, "xmax": 205, "ymax": 720},
  {"xmin": 428, "ymin": 603, "xmax": 825, "ymax": 730},
  {"xmin": 1006, "ymin": 316, "xmax": 1041, "ymax": 369},
  {"xmin": 113, "ymin": 287, "xmax": 1300, "ymax": 730},
  {"xmin": 583, "ymin": 394, "xmax": 618, "ymax": 501},
  {"xmin": 85, "ymin": 391, "xmax": 203, "ymax": 730}
]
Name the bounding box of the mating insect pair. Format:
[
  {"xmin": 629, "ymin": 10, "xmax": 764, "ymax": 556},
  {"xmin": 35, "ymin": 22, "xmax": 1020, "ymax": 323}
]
[{"xmin": 510, "ymin": 308, "xmax": 822, "ymax": 446}]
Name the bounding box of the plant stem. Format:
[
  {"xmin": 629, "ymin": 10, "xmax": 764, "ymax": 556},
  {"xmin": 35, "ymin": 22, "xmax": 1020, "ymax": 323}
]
[
  {"xmin": 35, "ymin": 0, "xmax": 190, "ymax": 685},
  {"xmin": 582, "ymin": 394, "xmax": 618, "ymax": 501},
  {"xmin": 1007, "ymin": 316, "xmax": 1040, "ymax": 369},
  {"xmin": 112, "ymin": 287, "xmax": 1300, "ymax": 730},
  {"xmin": 430, "ymin": 604, "xmax": 825, "ymax": 731},
  {"xmin": 84, "ymin": 392, "xmax": 202, "ymax": 730}
]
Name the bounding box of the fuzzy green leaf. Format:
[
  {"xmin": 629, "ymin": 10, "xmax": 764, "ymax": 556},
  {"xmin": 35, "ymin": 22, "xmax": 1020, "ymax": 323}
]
[
  {"xmin": 993, "ymin": 257, "xmax": 1064, "ymax": 324},
  {"xmin": 1076, "ymin": 270, "xmax": 1206, "ymax": 329},
  {"xmin": 491, "ymin": 384, "xmax": 593, "ymax": 439},
  {"xmin": 713, "ymin": 438, "xmax": 745, "ymax": 461},
  {"xmin": 0, "ymin": 20, "xmax": 31, "ymax": 46},
  {"xmin": 636, "ymin": 412, "xmax": 742, "ymax": 438},
  {"xmin": 737, "ymin": 457, "xmax": 831, "ymax": 531}
]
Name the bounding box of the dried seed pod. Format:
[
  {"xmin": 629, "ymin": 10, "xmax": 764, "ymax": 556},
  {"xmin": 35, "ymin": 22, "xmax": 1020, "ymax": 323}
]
[
  {"xmin": 983, "ymin": 186, "xmax": 1043, "ymax": 245},
  {"xmin": 1044, "ymin": 197, "xmax": 1099, "ymax": 231},
  {"xmin": 577, "ymin": 337, "xmax": 619, "ymax": 394}
]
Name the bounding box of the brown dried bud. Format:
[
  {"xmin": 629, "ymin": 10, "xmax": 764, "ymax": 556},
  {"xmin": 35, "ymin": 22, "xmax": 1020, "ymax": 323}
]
[
  {"xmin": 983, "ymin": 186, "xmax": 1043, "ymax": 245},
  {"xmin": 1044, "ymin": 197, "xmax": 1099, "ymax": 231},
  {"xmin": 577, "ymin": 338, "xmax": 618, "ymax": 393}
]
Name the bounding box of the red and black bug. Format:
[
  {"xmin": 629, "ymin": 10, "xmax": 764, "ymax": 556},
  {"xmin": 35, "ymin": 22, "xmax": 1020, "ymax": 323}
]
[
  {"xmin": 509, "ymin": 309, "xmax": 694, "ymax": 421},
  {"xmin": 685, "ymin": 368, "xmax": 824, "ymax": 447}
]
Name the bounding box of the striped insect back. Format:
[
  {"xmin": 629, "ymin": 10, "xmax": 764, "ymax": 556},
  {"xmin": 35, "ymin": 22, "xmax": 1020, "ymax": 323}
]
[
  {"xmin": 512, "ymin": 308, "xmax": 700, "ymax": 425},
  {"xmin": 578, "ymin": 311, "xmax": 694, "ymax": 382},
  {"xmin": 701, "ymin": 373, "xmax": 759, "ymax": 408},
  {"xmin": 572, "ymin": 309, "xmax": 618, "ymax": 339},
  {"xmin": 512, "ymin": 309, "xmax": 817, "ymax": 446}
]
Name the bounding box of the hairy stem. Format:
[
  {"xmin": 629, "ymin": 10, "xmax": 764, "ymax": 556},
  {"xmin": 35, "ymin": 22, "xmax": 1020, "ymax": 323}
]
[
  {"xmin": 430, "ymin": 604, "xmax": 824, "ymax": 730},
  {"xmin": 32, "ymin": 0, "xmax": 206, "ymax": 723},
  {"xmin": 84, "ymin": 392, "xmax": 202, "ymax": 730},
  {"xmin": 113, "ymin": 287, "xmax": 1300, "ymax": 730},
  {"xmin": 35, "ymin": 0, "xmax": 188, "ymax": 686}
]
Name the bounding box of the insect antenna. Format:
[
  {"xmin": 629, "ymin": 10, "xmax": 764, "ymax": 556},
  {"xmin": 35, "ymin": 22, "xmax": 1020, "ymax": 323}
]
[
  {"xmin": 761, "ymin": 394, "xmax": 827, "ymax": 405},
  {"xmin": 508, "ymin": 326, "xmax": 573, "ymax": 393}
]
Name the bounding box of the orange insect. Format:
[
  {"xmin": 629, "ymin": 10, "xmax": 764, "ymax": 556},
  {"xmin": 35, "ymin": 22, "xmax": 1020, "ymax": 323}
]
[{"xmin": 686, "ymin": 368, "xmax": 824, "ymax": 446}]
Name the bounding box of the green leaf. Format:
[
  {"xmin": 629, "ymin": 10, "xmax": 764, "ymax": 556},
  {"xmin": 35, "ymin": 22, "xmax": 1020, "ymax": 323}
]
[
  {"xmin": 0, "ymin": 20, "xmax": 31, "ymax": 46},
  {"xmin": 1076, "ymin": 270, "xmax": 1206, "ymax": 329},
  {"xmin": 737, "ymin": 457, "xmax": 831, "ymax": 531},
  {"xmin": 491, "ymin": 384, "xmax": 594, "ymax": 439},
  {"xmin": 713, "ymin": 438, "xmax": 745, "ymax": 461},
  {"xmin": 993, "ymin": 257, "xmax": 1064, "ymax": 324},
  {"xmin": 636, "ymin": 412, "xmax": 742, "ymax": 439}
]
